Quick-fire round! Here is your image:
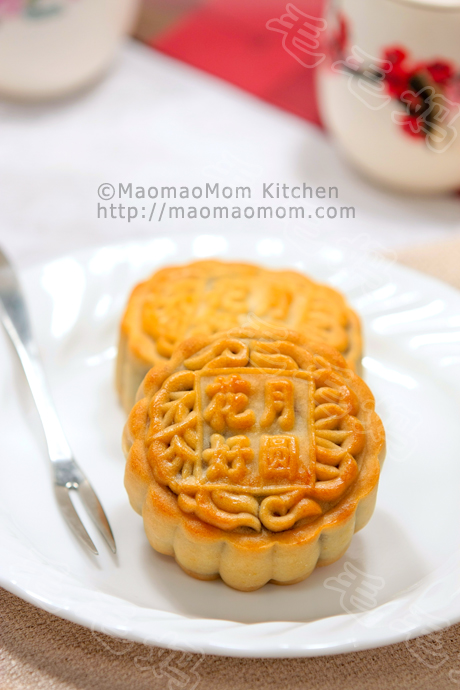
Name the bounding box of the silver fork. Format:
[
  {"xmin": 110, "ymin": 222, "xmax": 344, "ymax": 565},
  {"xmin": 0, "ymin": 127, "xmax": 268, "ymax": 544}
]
[{"xmin": 0, "ymin": 249, "xmax": 116, "ymax": 556}]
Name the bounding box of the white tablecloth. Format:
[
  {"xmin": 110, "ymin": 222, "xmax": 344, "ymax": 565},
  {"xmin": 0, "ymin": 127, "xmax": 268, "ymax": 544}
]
[{"xmin": 0, "ymin": 40, "xmax": 458, "ymax": 269}]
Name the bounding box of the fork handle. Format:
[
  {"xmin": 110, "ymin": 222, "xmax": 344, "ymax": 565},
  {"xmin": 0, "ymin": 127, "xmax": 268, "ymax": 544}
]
[{"xmin": 0, "ymin": 270, "xmax": 72, "ymax": 464}]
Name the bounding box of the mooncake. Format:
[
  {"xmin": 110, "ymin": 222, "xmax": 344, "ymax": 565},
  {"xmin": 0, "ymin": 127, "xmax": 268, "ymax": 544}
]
[
  {"xmin": 123, "ymin": 327, "xmax": 384, "ymax": 591},
  {"xmin": 117, "ymin": 261, "xmax": 362, "ymax": 412}
]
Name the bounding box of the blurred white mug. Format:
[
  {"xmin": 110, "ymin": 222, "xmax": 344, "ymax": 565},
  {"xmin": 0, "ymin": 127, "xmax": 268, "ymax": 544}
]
[
  {"xmin": 0, "ymin": 0, "xmax": 140, "ymax": 100},
  {"xmin": 317, "ymin": 0, "xmax": 460, "ymax": 194}
]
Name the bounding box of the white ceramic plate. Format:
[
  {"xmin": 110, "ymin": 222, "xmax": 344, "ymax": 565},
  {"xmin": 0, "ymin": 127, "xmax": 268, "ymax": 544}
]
[{"xmin": 1, "ymin": 232, "xmax": 460, "ymax": 658}]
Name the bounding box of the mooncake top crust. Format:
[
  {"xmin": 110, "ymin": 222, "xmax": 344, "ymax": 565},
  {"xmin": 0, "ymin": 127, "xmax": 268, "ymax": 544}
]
[
  {"xmin": 123, "ymin": 326, "xmax": 383, "ymax": 539},
  {"xmin": 120, "ymin": 260, "xmax": 362, "ymax": 372}
]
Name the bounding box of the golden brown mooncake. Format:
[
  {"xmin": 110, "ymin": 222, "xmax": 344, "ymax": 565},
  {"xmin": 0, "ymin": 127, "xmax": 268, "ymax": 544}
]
[
  {"xmin": 123, "ymin": 326, "xmax": 384, "ymax": 592},
  {"xmin": 116, "ymin": 260, "xmax": 362, "ymax": 412}
]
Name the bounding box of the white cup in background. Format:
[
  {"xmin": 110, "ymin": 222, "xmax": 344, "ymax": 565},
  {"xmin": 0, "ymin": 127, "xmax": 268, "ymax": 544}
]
[
  {"xmin": 0, "ymin": 0, "xmax": 140, "ymax": 100},
  {"xmin": 317, "ymin": 0, "xmax": 460, "ymax": 194}
]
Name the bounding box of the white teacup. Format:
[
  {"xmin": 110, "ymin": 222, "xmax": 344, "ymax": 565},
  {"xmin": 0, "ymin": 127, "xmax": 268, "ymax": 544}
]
[
  {"xmin": 317, "ymin": 0, "xmax": 460, "ymax": 194},
  {"xmin": 0, "ymin": 0, "xmax": 140, "ymax": 100}
]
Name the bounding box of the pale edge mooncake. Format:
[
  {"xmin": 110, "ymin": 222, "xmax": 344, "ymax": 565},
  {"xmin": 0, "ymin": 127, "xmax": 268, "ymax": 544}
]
[
  {"xmin": 123, "ymin": 327, "xmax": 384, "ymax": 592},
  {"xmin": 116, "ymin": 260, "xmax": 363, "ymax": 413}
]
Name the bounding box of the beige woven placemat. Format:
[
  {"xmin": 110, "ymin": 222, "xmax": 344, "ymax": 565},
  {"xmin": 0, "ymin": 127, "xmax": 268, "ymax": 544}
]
[{"xmin": 1, "ymin": 238, "xmax": 460, "ymax": 690}]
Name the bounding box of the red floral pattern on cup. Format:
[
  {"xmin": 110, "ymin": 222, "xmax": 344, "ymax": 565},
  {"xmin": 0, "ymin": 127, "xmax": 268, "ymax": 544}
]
[
  {"xmin": 382, "ymin": 47, "xmax": 459, "ymax": 141},
  {"xmin": 0, "ymin": 0, "xmax": 77, "ymax": 19},
  {"xmin": 328, "ymin": 12, "xmax": 460, "ymax": 144}
]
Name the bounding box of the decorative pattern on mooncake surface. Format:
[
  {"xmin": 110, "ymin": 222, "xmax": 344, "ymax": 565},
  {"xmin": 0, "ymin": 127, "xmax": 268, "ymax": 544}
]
[
  {"xmin": 123, "ymin": 328, "xmax": 384, "ymax": 591},
  {"xmin": 117, "ymin": 261, "xmax": 362, "ymax": 411}
]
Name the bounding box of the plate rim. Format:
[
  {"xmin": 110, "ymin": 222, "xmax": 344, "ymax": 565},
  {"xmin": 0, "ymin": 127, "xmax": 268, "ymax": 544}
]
[{"xmin": 1, "ymin": 232, "xmax": 460, "ymax": 658}]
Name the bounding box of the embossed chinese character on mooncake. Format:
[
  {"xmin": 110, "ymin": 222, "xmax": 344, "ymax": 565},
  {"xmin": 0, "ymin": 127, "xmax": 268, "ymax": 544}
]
[
  {"xmin": 116, "ymin": 260, "xmax": 362, "ymax": 412},
  {"xmin": 123, "ymin": 327, "xmax": 384, "ymax": 592}
]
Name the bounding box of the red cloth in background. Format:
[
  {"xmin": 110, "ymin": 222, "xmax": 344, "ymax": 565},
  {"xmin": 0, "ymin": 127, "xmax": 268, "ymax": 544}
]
[{"xmin": 151, "ymin": 0, "xmax": 325, "ymax": 126}]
